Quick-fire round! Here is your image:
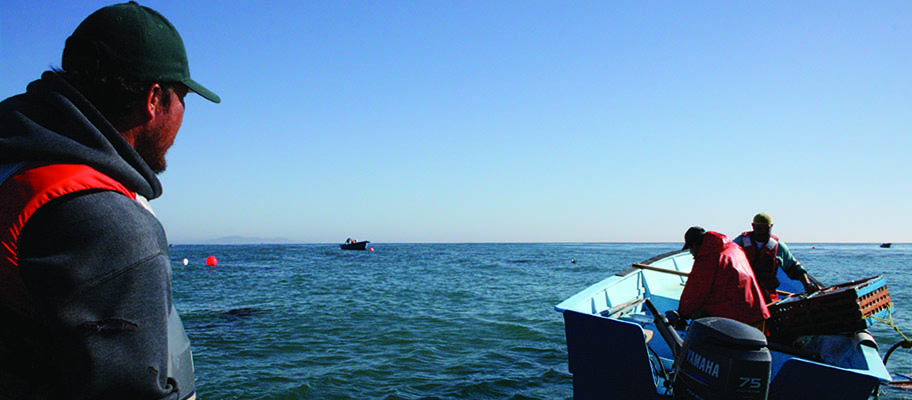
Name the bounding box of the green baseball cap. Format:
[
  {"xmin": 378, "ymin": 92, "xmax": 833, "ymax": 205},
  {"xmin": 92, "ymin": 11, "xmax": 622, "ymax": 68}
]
[{"xmin": 62, "ymin": 1, "xmax": 220, "ymax": 103}]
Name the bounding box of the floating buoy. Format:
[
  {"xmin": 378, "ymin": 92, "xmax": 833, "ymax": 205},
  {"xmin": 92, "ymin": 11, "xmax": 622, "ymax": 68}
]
[
  {"xmin": 369, "ymin": 248, "xmax": 374, "ymax": 252},
  {"xmin": 205, "ymin": 256, "xmax": 218, "ymax": 266},
  {"xmin": 812, "ymin": 246, "xmax": 817, "ymax": 249},
  {"xmin": 182, "ymin": 258, "xmax": 189, "ymax": 266}
]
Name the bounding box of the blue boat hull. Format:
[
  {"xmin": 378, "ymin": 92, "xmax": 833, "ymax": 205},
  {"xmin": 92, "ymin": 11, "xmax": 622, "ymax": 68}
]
[{"xmin": 556, "ymin": 250, "xmax": 891, "ymax": 399}]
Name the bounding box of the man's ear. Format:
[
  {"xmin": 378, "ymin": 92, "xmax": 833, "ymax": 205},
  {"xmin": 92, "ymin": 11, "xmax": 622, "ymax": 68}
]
[{"xmin": 144, "ymin": 83, "xmax": 163, "ymax": 120}]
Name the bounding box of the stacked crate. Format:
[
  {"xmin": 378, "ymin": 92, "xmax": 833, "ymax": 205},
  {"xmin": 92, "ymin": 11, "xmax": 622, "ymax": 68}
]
[{"xmin": 766, "ymin": 276, "xmax": 892, "ymax": 343}]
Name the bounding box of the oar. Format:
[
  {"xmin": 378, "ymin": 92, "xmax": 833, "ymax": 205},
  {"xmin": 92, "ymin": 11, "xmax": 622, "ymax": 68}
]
[
  {"xmin": 632, "ymin": 257, "xmax": 825, "ymax": 288},
  {"xmin": 632, "ymin": 263, "xmax": 796, "ymax": 297},
  {"xmin": 632, "ymin": 263, "xmax": 689, "ymax": 277}
]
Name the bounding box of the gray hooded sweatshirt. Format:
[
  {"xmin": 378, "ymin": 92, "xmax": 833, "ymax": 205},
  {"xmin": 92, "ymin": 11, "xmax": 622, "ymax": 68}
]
[{"xmin": 0, "ymin": 71, "xmax": 194, "ymax": 400}]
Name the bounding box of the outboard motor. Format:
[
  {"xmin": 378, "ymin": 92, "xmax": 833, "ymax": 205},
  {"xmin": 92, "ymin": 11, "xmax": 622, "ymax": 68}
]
[{"xmin": 673, "ymin": 317, "xmax": 771, "ymax": 400}]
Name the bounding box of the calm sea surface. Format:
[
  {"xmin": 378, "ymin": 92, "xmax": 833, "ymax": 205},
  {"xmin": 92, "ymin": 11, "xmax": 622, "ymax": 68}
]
[{"xmin": 169, "ymin": 243, "xmax": 912, "ymax": 399}]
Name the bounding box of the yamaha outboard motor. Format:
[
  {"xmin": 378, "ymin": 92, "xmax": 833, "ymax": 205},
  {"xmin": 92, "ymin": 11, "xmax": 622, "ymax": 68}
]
[{"xmin": 673, "ymin": 317, "xmax": 771, "ymax": 400}]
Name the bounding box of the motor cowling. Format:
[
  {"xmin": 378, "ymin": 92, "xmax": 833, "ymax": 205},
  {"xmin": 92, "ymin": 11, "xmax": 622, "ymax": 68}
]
[{"xmin": 673, "ymin": 317, "xmax": 771, "ymax": 400}]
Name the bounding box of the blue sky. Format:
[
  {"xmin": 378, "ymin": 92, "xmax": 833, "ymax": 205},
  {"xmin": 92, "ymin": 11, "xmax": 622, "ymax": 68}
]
[{"xmin": 2, "ymin": 1, "xmax": 910, "ymax": 243}]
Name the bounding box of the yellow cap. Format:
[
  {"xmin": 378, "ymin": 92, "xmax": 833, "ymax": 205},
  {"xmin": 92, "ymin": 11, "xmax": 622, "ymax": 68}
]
[{"xmin": 753, "ymin": 212, "xmax": 773, "ymax": 225}]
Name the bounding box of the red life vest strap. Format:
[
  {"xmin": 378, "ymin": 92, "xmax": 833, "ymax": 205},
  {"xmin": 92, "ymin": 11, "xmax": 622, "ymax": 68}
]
[{"xmin": 0, "ymin": 163, "xmax": 135, "ymax": 316}]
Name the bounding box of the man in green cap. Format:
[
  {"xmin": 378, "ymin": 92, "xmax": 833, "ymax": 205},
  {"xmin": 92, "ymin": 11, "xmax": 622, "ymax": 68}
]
[
  {"xmin": 733, "ymin": 213, "xmax": 820, "ymax": 304},
  {"xmin": 0, "ymin": 2, "xmax": 217, "ymax": 399}
]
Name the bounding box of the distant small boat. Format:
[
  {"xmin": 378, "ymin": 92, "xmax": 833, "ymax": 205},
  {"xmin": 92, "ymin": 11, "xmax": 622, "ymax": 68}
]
[
  {"xmin": 881, "ymin": 243, "xmax": 892, "ymax": 248},
  {"xmin": 340, "ymin": 238, "xmax": 370, "ymax": 250}
]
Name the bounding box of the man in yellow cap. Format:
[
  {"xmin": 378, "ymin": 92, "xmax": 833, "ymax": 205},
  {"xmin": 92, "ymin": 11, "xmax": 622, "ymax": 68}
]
[{"xmin": 733, "ymin": 213, "xmax": 820, "ymax": 304}]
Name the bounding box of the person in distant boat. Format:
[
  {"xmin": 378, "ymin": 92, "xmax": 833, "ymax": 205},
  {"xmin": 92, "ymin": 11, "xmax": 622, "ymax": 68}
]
[
  {"xmin": 0, "ymin": 3, "xmax": 218, "ymax": 399},
  {"xmin": 733, "ymin": 213, "xmax": 820, "ymax": 304},
  {"xmin": 678, "ymin": 226, "xmax": 770, "ymax": 328}
]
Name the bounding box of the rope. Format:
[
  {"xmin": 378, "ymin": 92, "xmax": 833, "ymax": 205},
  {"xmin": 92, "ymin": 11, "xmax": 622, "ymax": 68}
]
[
  {"xmin": 868, "ymin": 306, "xmax": 911, "ymax": 342},
  {"xmin": 865, "ymin": 305, "xmax": 910, "ymax": 400}
]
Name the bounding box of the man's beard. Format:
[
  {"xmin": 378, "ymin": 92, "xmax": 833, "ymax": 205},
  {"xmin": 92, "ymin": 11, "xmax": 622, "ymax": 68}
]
[{"xmin": 133, "ymin": 128, "xmax": 170, "ymax": 174}]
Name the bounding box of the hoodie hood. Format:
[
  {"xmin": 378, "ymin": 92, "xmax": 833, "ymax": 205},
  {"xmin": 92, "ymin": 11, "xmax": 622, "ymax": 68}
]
[
  {"xmin": 0, "ymin": 71, "xmax": 160, "ymax": 199},
  {"xmin": 695, "ymin": 231, "xmax": 730, "ymax": 257}
]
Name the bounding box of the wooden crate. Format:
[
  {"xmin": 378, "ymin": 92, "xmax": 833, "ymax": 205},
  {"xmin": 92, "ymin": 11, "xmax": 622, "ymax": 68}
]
[{"xmin": 766, "ymin": 275, "xmax": 892, "ymax": 343}]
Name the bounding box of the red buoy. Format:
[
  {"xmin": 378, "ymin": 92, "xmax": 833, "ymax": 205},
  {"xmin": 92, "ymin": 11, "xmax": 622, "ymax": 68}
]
[{"xmin": 205, "ymin": 256, "xmax": 218, "ymax": 266}]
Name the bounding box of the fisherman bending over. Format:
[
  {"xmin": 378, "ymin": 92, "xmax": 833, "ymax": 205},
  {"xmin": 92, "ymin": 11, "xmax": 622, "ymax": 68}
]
[{"xmin": 678, "ymin": 226, "xmax": 770, "ymax": 329}]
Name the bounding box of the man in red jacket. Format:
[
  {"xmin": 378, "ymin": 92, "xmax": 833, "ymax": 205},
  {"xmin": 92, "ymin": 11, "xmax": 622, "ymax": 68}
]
[{"xmin": 678, "ymin": 226, "xmax": 770, "ymax": 327}]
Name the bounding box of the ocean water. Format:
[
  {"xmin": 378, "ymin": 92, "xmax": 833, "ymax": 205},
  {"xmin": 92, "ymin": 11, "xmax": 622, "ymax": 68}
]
[{"xmin": 169, "ymin": 243, "xmax": 912, "ymax": 399}]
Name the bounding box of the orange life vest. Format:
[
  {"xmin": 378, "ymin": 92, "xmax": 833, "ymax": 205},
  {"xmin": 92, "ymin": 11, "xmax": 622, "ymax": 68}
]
[
  {"xmin": 738, "ymin": 231, "xmax": 781, "ymax": 303},
  {"xmin": 0, "ymin": 163, "xmax": 135, "ymax": 317}
]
